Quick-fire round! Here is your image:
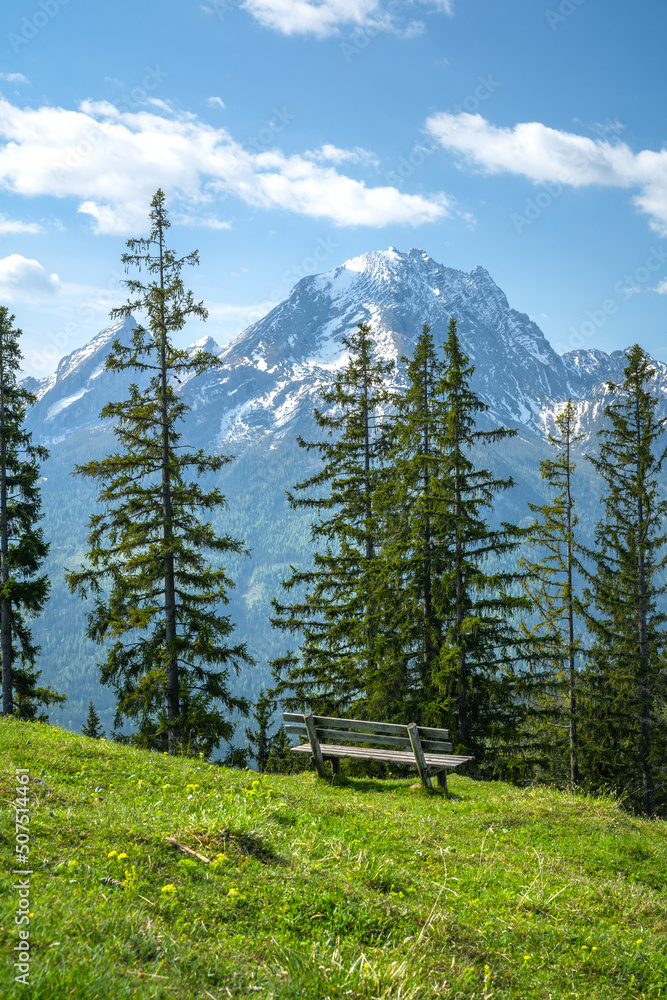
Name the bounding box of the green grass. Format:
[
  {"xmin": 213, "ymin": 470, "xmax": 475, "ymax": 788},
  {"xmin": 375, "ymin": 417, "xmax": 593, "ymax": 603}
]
[{"xmin": 1, "ymin": 719, "xmax": 666, "ymax": 999}]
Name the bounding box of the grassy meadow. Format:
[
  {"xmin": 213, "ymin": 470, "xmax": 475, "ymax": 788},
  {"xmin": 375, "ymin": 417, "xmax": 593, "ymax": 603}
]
[{"xmin": 1, "ymin": 717, "xmax": 666, "ymax": 999}]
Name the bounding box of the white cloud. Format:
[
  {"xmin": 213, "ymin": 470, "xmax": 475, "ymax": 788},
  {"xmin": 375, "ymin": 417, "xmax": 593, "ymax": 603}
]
[
  {"xmin": 425, "ymin": 111, "xmax": 667, "ymax": 235},
  {"xmin": 425, "ymin": 113, "xmax": 637, "ymax": 186},
  {"xmin": 240, "ymin": 0, "xmax": 451, "ymax": 37},
  {"xmin": 653, "ymin": 279, "xmax": 667, "ymax": 294},
  {"xmin": 305, "ymin": 144, "xmax": 379, "ymax": 167},
  {"xmin": 173, "ymin": 213, "xmax": 232, "ymax": 229},
  {"xmin": 0, "ymin": 254, "xmax": 60, "ymax": 300},
  {"xmin": 145, "ymin": 97, "xmax": 174, "ymax": 113},
  {"xmin": 0, "ymin": 97, "xmax": 449, "ymax": 233},
  {"xmin": 207, "ymin": 96, "xmax": 226, "ymax": 110},
  {"xmin": 242, "ymin": 0, "xmax": 381, "ymax": 36},
  {"xmin": 0, "ymin": 73, "xmax": 28, "ymax": 84},
  {"xmin": 0, "ymin": 214, "xmax": 44, "ymax": 235},
  {"xmin": 402, "ymin": 19, "xmax": 426, "ymax": 38}
]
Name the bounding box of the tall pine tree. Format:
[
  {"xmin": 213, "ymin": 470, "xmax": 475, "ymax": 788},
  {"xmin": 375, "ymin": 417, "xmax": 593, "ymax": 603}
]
[
  {"xmin": 369, "ymin": 323, "xmax": 449, "ymax": 722},
  {"xmin": 432, "ymin": 318, "xmax": 532, "ymax": 769},
  {"xmin": 67, "ymin": 190, "xmax": 252, "ymax": 756},
  {"xmin": 580, "ymin": 345, "xmax": 667, "ymax": 817},
  {"xmin": 0, "ymin": 307, "xmax": 60, "ymax": 720},
  {"xmin": 270, "ymin": 322, "xmax": 393, "ymax": 716},
  {"xmin": 520, "ymin": 400, "xmax": 584, "ymax": 788}
]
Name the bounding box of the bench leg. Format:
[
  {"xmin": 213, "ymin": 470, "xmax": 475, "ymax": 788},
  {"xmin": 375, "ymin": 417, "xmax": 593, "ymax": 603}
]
[
  {"xmin": 436, "ymin": 769, "xmax": 448, "ymax": 794},
  {"xmin": 407, "ymin": 723, "xmax": 433, "ymax": 791},
  {"xmin": 304, "ymin": 712, "xmax": 327, "ymax": 778},
  {"xmin": 330, "ymin": 758, "xmax": 341, "ymax": 775}
]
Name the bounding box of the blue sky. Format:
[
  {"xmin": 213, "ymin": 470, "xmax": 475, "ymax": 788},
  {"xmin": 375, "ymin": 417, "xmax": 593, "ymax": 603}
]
[{"xmin": 1, "ymin": 0, "xmax": 667, "ymax": 376}]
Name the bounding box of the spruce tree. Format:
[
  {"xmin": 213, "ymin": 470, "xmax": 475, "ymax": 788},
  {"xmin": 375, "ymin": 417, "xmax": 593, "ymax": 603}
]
[
  {"xmin": 369, "ymin": 323, "xmax": 449, "ymax": 722},
  {"xmin": 12, "ymin": 663, "xmax": 66, "ymax": 722},
  {"xmin": 67, "ymin": 190, "xmax": 252, "ymax": 756},
  {"xmin": 580, "ymin": 345, "xmax": 667, "ymax": 817},
  {"xmin": 245, "ymin": 687, "xmax": 275, "ymax": 772},
  {"xmin": 431, "ymin": 318, "xmax": 532, "ymax": 768},
  {"xmin": 82, "ymin": 700, "xmax": 104, "ymax": 739},
  {"xmin": 270, "ymin": 322, "xmax": 393, "ymax": 716},
  {"xmin": 520, "ymin": 400, "xmax": 584, "ymax": 787},
  {"xmin": 0, "ymin": 307, "xmax": 59, "ymax": 720},
  {"xmin": 265, "ymin": 724, "xmax": 302, "ymax": 773}
]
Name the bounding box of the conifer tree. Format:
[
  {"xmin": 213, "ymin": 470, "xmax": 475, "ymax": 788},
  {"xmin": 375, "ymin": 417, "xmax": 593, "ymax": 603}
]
[
  {"xmin": 580, "ymin": 345, "xmax": 667, "ymax": 817},
  {"xmin": 67, "ymin": 190, "xmax": 252, "ymax": 756},
  {"xmin": 265, "ymin": 724, "xmax": 302, "ymax": 773},
  {"xmin": 11, "ymin": 663, "xmax": 66, "ymax": 721},
  {"xmin": 0, "ymin": 307, "xmax": 59, "ymax": 720},
  {"xmin": 369, "ymin": 324, "xmax": 449, "ymax": 722},
  {"xmin": 245, "ymin": 687, "xmax": 275, "ymax": 772},
  {"xmin": 82, "ymin": 700, "xmax": 104, "ymax": 739},
  {"xmin": 270, "ymin": 322, "xmax": 393, "ymax": 715},
  {"xmin": 520, "ymin": 400, "xmax": 584, "ymax": 788},
  {"xmin": 432, "ymin": 318, "xmax": 532, "ymax": 768}
]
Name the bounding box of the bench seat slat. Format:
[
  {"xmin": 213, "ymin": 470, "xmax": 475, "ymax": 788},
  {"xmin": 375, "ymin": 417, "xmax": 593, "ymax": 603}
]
[
  {"xmin": 286, "ymin": 724, "xmax": 410, "ymax": 750},
  {"xmin": 315, "ymin": 728, "xmax": 454, "ymax": 753},
  {"xmin": 284, "ymin": 712, "xmax": 449, "ymax": 741},
  {"xmin": 291, "ymin": 742, "xmax": 473, "ymax": 769},
  {"xmin": 417, "ymin": 725, "xmax": 453, "ymax": 740},
  {"xmin": 284, "ymin": 713, "xmax": 449, "ymax": 739},
  {"xmin": 284, "ymin": 722, "xmax": 452, "ymax": 754},
  {"xmin": 408, "ymin": 739, "xmax": 453, "ymax": 753}
]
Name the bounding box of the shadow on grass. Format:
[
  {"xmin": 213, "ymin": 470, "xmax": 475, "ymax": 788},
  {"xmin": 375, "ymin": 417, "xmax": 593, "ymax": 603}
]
[
  {"xmin": 186, "ymin": 827, "xmax": 288, "ymax": 865},
  {"xmin": 220, "ymin": 828, "xmax": 286, "ymax": 866},
  {"xmin": 324, "ymin": 774, "xmax": 466, "ymax": 800}
]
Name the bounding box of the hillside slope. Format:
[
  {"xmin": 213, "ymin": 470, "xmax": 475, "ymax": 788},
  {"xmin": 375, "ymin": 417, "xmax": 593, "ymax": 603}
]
[{"xmin": 1, "ymin": 719, "xmax": 666, "ymax": 999}]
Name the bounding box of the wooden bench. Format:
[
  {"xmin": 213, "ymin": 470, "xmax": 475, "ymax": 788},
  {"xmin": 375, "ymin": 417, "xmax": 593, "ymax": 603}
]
[{"xmin": 283, "ymin": 712, "xmax": 474, "ymax": 792}]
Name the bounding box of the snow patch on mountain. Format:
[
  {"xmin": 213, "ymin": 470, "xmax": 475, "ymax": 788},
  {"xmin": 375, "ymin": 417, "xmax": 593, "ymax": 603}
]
[
  {"xmin": 23, "ymin": 248, "xmax": 667, "ymax": 453},
  {"xmin": 46, "ymin": 388, "xmax": 89, "ymax": 421},
  {"xmin": 33, "ymin": 373, "xmax": 57, "ymax": 402},
  {"xmin": 188, "ymin": 335, "xmax": 220, "ymax": 356}
]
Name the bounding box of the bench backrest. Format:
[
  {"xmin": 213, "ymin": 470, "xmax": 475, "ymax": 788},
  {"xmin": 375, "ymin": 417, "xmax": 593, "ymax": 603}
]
[{"xmin": 283, "ymin": 712, "xmax": 453, "ymax": 754}]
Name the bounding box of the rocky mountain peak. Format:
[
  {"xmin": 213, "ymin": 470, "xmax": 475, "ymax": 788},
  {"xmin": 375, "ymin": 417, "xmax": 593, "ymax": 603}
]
[{"xmin": 22, "ymin": 248, "xmax": 662, "ymax": 450}]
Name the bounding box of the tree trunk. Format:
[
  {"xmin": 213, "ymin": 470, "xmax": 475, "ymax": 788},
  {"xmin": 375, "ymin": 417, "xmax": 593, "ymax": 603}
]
[
  {"xmin": 0, "ymin": 338, "xmax": 12, "ymax": 717},
  {"xmin": 157, "ymin": 222, "xmax": 179, "ymax": 753},
  {"xmin": 422, "ymin": 349, "xmax": 432, "ymax": 688},
  {"xmin": 635, "ymin": 397, "xmax": 653, "ymax": 818},
  {"xmin": 454, "ymin": 425, "xmax": 467, "ymax": 744},
  {"xmin": 361, "ymin": 356, "xmax": 376, "ymax": 687},
  {"xmin": 565, "ymin": 431, "xmax": 578, "ymax": 789},
  {"xmin": 362, "ymin": 360, "xmax": 373, "ymax": 563}
]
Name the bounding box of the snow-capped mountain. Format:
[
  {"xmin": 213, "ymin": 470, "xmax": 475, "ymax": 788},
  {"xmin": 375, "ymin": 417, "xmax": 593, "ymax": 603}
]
[
  {"xmin": 22, "ymin": 247, "xmax": 667, "ymax": 733},
  {"xmin": 183, "ymin": 246, "xmax": 576, "ymax": 443},
  {"xmin": 25, "ymin": 247, "xmax": 667, "ymax": 452},
  {"xmin": 23, "ymin": 316, "xmax": 137, "ymax": 443}
]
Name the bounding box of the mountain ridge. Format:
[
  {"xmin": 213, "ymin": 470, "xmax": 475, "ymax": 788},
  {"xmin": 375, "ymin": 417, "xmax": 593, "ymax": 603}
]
[{"xmin": 23, "ymin": 247, "xmax": 667, "ymax": 451}]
